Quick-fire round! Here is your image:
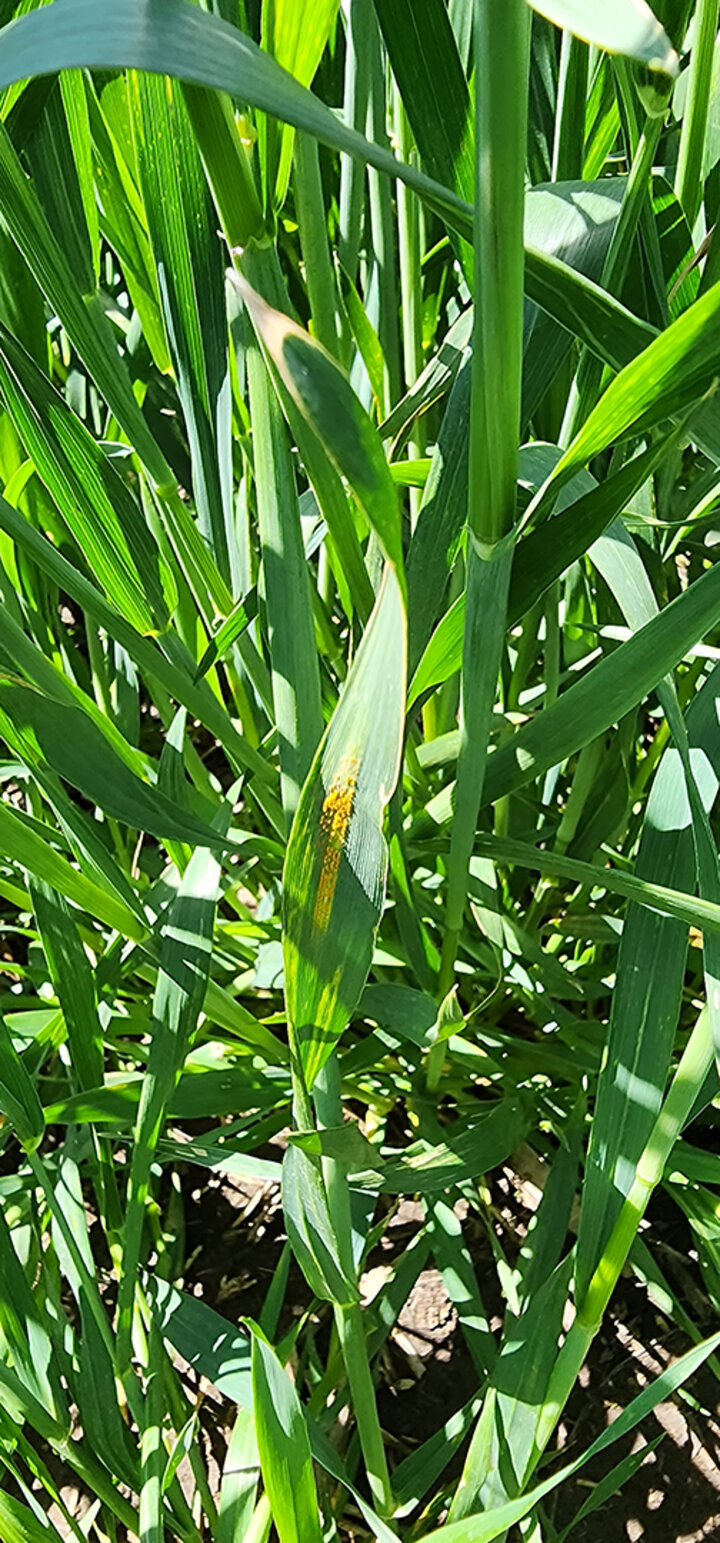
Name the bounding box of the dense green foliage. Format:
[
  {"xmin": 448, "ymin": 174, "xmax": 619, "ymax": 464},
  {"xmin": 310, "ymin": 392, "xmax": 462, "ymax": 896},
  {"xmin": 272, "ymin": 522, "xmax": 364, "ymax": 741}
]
[{"xmin": 1, "ymin": 0, "xmax": 720, "ymax": 1538}]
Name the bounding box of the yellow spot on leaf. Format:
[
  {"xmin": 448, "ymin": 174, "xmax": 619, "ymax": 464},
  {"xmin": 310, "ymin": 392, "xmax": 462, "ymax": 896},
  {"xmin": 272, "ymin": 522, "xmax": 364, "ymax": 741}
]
[{"xmin": 312, "ymin": 755, "xmax": 359, "ymax": 933}]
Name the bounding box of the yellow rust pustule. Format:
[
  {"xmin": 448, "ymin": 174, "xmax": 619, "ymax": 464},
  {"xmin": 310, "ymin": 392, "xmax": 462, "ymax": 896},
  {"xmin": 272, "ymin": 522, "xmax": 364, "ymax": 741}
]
[{"xmin": 312, "ymin": 755, "xmax": 360, "ymax": 933}]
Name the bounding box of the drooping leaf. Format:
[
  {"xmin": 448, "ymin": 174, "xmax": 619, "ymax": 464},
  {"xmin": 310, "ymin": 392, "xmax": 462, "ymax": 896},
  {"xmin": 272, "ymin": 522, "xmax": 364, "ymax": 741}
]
[
  {"xmin": 0, "ymin": 678, "xmax": 226, "ymax": 849},
  {"xmin": 541, "ymin": 281, "xmax": 720, "ymax": 504},
  {"xmin": 0, "ymin": 0, "xmax": 473, "ymax": 244},
  {"xmin": 526, "ymin": 0, "xmax": 677, "ymax": 74},
  {"xmin": 0, "ymin": 798, "xmax": 144, "ymax": 939},
  {"xmin": 365, "ymin": 1099, "xmax": 529, "ymax": 1195},
  {"xmin": 234, "ymin": 275, "xmax": 405, "ymax": 592}
]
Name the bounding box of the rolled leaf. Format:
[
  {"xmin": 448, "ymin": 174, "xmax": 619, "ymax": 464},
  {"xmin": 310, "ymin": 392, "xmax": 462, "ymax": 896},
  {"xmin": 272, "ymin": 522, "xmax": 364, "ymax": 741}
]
[{"xmin": 282, "ymin": 1144, "xmax": 359, "ymax": 1305}]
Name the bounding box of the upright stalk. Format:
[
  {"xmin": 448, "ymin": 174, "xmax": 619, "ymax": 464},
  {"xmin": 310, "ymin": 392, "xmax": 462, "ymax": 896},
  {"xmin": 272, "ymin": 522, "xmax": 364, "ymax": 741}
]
[
  {"xmin": 439, "ymin": 0, "xmax": 529, "ymax": 996},
  {"xmin": 314, "ymin": 1054, "xmax": 395, "ymax": 1520},
  {"xmin": 394, "ymin": 87, "xmax": 425, "ymax": 529},
  {"xmin": 365, "ymin": 9, "xmax": 401, "ymax": 414},
  {"xmin": 338, "ymin": 0, "xmax": 371, "ymax": 285},
  {"xmin": 294, "ymin": 132, "xmax": 342, "ymax": 359},
  {"xmin": 552, "ymin": 31, "xmax": 589, "ymax": 182},
  {"xmin": 675, "ymin": 0, "xmax": 718, "ymax": 228},
  {"xmin": 560, "ymin": 107, "xmax": 664, "ymax": 443}
]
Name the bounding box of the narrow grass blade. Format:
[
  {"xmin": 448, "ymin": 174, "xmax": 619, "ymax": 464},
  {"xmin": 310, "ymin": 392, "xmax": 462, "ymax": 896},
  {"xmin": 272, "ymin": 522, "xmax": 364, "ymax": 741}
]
[
  {"xmin": 439, "ymin": 536, "xmax": 513, "ymax": 979},
  {"xmin": 338, "ymin": 261, "xmax": 386, "ymax": 415},
  {"xmin": 131, "ymin": 71, "xmax": 233, "ymax": 580},
  {"xmin": 423, "ymin": 558, "xmax": 720, "ymax": 824},
  {"xmin": 46, "ymin": 1071, "xmax": 286, "ymax": 1131},
  {"xmin": 244, "ymin": 318, "xmax": 323, "ymax": 824},
  {"xmin": 384, "ymin": 181, "xmax": 626, "ymax": 451},
  {"xmin": 29, "ymin": 882, "xmax": 103, "ymax": 1093},
  {"xmin": 555, "ymin": 1435, "xmax": 664, "ymax": 1543},
  {"xmin": 51, "ymin": 1146, "xmax": 138, "ymax": 1487},
  {"xmin": 217, "ymin": 1407, "xmax": 260, "ymax": 1543},
  {"xmin": 0, "ymin": 119, "xmax": 171, "ymax": 489},
  {"xmin": 0, "ymin": 0, "xmax": 676, "ymax": 363},
  {"xmin": 536, "ymin": 1005, "xmax": 715, "ymax": 1467},
  {"xmin": 409, "ymin": 437, "xmax": 672, "ymax": 707},
  {"xmin": 467, "ymin": 831, "xmax": 720, "ymax": 937},
  {"xmin": 249, "ymin": 1323, "xmax": 324, "ymax": 1543},
  {"xmin": 0, "ymin": 1012, "xmax": 44, "ymax": 1152},
  {"xmin": 576, "ymin": 583, "xmax": 720, "ymax": 1296},
  {"xmin": 420, "ymin": 1325, "xmax": 720, "ymax": 1541},
  {"xmin": 524, "ymin": 239, "xmax": 656, "ymax": 375},
  {"xmin": 365, "ymin": 1098, "xmax": 528, "ymax": 1194},
  {"xmin": 0, "ymin": 1360, "xmax": 136, "ymax": 1533},
  {"xmin": 0, "ymin": 493, "xmax": 273, "ymax": 785},
  {"xmin": 194, "ymin": 589, "xmax": 258, "ymax": 683},
  {"xmin": 406, "ymin": 353, "xmax": 471, "ymax": 672},
  {"xmin": 295, "ymin": 133, "xmax": 343, "ymax": 359},
  {"xmin": 23, "ymin": 75, "xmax": 96, "ymax": 296},
  {"xmin": 552, "ymin": 30, "xmax": 589, "ymax": 180},
  {"xmin": 0, "ymin": 679, "xmax": 224, "ymax": 849},
  {"xmin": 290, "ymin": 1100, "xmax": 528, "ymax": 1193},
  {"xmin": 0, "ymin": 798, "xmax": 144, "ymax": 939},
  {"xmin": 0, "ymin": 321, "xmax": 171, "ymax": 633},
  {"xmin": 379, "ymin": 305, "xmax": 471, "ymax": 448},
  {"xmin": 281, "ymin": 1143, "xmax": 358, "ymax": 1304},
  {"xmin": 87, "ymin": 79, "xmax": 170, "ymax": 373},
  {"xmin": 0, "ymin": 0, "xmax": 474, "ymax": 239},
  {"xmin": 0, "ymin": 1492, "xmax": 67, "ymax": 1543},
  {"xmin": 0, "ymin": 1196, "xmax": 56, "ymax": 1410},
  {"xmin": 59, "ymin": 71, "xmax": 100, "ymax": 284},
  {"xmin": 449, "ymin": 1259, "xmax": 573, "ymax": 1520},
  {"xmin": 540, "ymin": 281, "xmax": 720, "ymax": 504},
  {"xmin": 117, "ymin": 834, "xmax": 225, "ymax": 1366},
  {"xmin": 674, "ymin": 0, "xmax": 717, "ymax": 224},
  {"xmin": 373, "ymin": 0, "xmax": 473, "ymax": 281},
  {"xmin": 428, "ymin": 1198, "xmax": 496, "ymax": 1379}
]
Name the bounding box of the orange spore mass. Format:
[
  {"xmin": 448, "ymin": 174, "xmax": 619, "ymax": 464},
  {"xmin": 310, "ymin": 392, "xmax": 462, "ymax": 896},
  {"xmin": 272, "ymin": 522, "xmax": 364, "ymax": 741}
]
[{"xmin": 312, "ymin": 756, "xmax": 359, "ymax": 932}]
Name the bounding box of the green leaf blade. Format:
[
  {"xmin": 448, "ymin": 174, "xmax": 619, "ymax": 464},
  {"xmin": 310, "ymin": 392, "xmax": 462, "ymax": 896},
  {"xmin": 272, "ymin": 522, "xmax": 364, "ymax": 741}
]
[{"xmin": 283, "ymin": 566, "xmax": 406, "ymax": 1086}]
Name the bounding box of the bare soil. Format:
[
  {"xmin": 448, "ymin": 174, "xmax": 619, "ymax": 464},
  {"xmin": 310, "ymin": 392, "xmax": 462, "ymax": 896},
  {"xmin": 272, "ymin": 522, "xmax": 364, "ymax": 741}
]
[{"xmin": 177, "ymin": 1152, "xmax": 720, "ymax": 1543}]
